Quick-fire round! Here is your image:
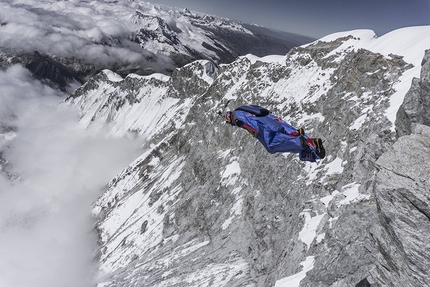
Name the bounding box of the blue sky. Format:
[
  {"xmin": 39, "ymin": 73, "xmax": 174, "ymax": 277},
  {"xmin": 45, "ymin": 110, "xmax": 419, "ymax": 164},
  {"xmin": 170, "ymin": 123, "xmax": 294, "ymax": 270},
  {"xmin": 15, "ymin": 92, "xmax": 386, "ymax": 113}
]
[{"xmin": 151, "ymin": 0, "xmax": 430, "ymax": 38}]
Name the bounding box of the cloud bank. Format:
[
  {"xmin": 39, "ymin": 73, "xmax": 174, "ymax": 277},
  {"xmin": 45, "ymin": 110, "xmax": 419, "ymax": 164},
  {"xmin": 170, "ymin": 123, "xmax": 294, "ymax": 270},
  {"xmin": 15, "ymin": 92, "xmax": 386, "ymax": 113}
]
[
  {"xmin": 0, "ymin": 0, "xmax": 151, "ymax": 66},
  {"xmin": 0, "ymin": 65, "xmax": 144, "ymax": 287}
]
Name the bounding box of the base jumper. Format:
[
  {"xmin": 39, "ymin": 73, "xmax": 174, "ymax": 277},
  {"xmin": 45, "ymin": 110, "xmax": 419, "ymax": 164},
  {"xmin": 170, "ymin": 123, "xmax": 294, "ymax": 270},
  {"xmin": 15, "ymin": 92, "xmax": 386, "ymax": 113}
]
[{"xmin": 225, "ymin": 105, "xmax": 325, "ymax": 162}]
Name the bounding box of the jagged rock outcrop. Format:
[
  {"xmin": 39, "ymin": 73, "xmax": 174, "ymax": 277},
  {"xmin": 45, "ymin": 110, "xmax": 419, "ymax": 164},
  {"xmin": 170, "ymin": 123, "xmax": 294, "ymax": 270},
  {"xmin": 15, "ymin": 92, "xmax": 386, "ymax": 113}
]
[
  {"xmin": 16, "ymin": 51, "xmax": 85, "ymax": 91},
  {"xmin": 371, "ymin": 124, "xmax": 430, "ymax": 287},
  {"xmin": 396, "ymin": 49, "xmax": 430, "ymax": 137},
  {"xmin": 362, "ymin": 49, "xmax": 430, "ymax": 287}
]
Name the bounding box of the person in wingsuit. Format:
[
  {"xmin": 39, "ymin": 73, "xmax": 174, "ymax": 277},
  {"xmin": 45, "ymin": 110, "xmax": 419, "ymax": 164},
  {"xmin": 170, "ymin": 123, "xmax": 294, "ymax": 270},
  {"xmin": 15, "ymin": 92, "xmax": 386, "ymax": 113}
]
[{"xmin": 225, "ymin": 105, "xmax": 325, "ymax": 162}]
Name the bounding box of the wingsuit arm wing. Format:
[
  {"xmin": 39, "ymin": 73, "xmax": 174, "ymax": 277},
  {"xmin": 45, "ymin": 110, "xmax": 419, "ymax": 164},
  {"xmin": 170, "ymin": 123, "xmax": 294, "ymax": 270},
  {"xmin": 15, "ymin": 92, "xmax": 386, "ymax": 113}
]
[{"xmin": 235, "ymin": 105, "xmax": 270, "ymax": 117}]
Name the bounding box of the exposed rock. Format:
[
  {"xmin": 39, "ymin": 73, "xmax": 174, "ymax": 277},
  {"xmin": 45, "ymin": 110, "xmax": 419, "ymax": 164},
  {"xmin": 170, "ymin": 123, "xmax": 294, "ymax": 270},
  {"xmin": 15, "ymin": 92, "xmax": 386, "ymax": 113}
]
[
  {"xmin": 396, "ymin": 49, "xmax": 430, "ymax": 137},
  {"xmin": 0, "ymin": 51, "xmax": 86, "ymax": 92},
  {"xmin": 300, "ymin": 199, "xmax": 379, "ymax": 287},
  {"xmin": 24, "ymin": 52, "xmax": 85, "ymax": 91},
  {"xmin": 371, "ymin": 124, "xmax": 430, "ymax": 287}
]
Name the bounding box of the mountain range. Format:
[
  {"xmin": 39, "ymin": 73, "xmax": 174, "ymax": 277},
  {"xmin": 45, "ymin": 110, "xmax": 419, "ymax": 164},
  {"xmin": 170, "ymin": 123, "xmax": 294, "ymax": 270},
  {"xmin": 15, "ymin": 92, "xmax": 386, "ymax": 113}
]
[
  {"xmin": 0, "ymin": 0, "xmax": 313, "ymax": 91},
  {"xmin": 1, "ymin": 1, "xmax": 430, "ymax": 287}
]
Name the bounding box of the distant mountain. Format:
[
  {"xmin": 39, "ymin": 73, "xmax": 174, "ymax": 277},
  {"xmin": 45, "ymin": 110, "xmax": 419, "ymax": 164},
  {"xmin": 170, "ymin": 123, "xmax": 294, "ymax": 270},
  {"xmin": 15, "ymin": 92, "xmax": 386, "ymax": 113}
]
[
  {"xmin": 242, "ymin": 24, "xmax": 315, "ymax": 49},
  {"xmin": 0, "ymin": 1, "xmax": 314, "ymax": 91},
  {"xmin": 64, "ymin": 26, "xmax": 430, "ymax": 286}
]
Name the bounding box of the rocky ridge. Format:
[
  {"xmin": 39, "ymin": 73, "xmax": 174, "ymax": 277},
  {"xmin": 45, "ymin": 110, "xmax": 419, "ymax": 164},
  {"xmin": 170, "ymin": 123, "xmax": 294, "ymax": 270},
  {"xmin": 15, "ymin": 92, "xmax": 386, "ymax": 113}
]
[
  {"xmin": 65, "ymin": 28, "xmax": 430, "ymax": 287},
  {"xmin": 369, "ymin": 49, "xmax": 430, "ymax": 287}
]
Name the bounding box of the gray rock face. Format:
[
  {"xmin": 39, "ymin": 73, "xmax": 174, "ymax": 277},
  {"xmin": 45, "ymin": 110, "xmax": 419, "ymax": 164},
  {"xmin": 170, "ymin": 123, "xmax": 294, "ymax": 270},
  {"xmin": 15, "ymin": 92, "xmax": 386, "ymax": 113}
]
[
  {"xmin": 371, "ymin": 124, "xmax": 430, "ymax": 287},
  {"xmin": 64, "ymin": 31, "xmax": 430, "ymax": 287},
  {"xmin": 366, "ymin": 49, "xmax": 430, "ymax": 287},
  {"xmin": 396, "ymin": 49, "xmax": 430, "ymax": 137}
]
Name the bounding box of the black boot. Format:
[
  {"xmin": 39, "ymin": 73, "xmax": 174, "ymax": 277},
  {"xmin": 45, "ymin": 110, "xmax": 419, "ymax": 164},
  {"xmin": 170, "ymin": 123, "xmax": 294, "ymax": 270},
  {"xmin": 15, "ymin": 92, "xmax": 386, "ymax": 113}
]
[
  {"xmin": 298, "ymin": 127, "xmax": 305, "ymax": 136},
  {"xmin": 314, "ymin": 138, "xmax": 325, "ymax": 159},
  {"xmin": 300, "ymin": 135, "xmax": 309, "ymax": 149}
]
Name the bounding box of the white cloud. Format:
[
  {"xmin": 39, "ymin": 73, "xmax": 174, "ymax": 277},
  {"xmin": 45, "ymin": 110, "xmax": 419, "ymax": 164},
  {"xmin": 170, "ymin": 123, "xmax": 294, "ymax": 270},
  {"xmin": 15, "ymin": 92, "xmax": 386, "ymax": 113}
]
[
  {"xmin": 0, "ymin": 0, "xmax": 150, "ymax": 66},
  {"xmin": 0, "ymin": 65, "xmax": 144, "ymax": 287}
]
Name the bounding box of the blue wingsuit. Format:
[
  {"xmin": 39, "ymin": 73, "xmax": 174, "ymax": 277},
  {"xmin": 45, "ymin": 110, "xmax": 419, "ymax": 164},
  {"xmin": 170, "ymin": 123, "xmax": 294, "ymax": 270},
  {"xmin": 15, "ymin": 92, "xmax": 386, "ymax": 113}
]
[{"xmin": 226, "ymin": 105, "xmax": 321, "ymax": 162}]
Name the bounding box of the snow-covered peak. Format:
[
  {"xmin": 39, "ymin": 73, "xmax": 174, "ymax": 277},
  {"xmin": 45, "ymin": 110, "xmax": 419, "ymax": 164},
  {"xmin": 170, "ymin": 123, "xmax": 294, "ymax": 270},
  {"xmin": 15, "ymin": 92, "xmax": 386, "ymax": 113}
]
[
  {"xmin": 315, "ymin": 26, "xmax": 430, "ymax": 66},
  {"xmin": 183, "ymin": 7, "xmax": 192, "ymax": 15},
  {"xmin": 317, "ymin": 29, "xmax": 377, "ymax": 43},
  {"xmin": 102, "ymin": 69, "xmax": 123, "ymax": 82}
]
